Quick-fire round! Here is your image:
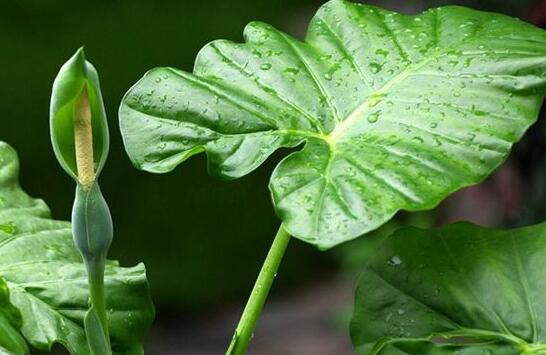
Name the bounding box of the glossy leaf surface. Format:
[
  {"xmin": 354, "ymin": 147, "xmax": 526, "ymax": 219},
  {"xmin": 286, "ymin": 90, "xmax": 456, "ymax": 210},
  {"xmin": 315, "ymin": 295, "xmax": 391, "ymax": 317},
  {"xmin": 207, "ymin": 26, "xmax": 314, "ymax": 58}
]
[
  {"xmin": 120, "ymin": 0, "xmax": 546, "ymax": 248},
  {"xmin": 351, "ymin": 222, "xmax": 546, "ymax": 354},
  {"xmin": 0, "ymin": 142, "xmax": 154, "ymax": 354}
]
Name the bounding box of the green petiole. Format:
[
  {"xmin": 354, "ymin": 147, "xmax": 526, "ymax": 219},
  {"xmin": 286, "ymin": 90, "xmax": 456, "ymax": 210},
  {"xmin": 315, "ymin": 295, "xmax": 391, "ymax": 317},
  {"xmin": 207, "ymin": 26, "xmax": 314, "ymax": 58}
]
[{"xmin": 227, "ymin": 225, "xmax": 291, "ymax": 355}]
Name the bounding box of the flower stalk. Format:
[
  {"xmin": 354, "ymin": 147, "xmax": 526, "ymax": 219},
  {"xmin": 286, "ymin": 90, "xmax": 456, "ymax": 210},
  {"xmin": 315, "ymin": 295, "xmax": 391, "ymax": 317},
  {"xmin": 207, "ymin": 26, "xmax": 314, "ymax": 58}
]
[{"xmin": 50, "ymin": 48, "xmax": 113, "ymax": 354}]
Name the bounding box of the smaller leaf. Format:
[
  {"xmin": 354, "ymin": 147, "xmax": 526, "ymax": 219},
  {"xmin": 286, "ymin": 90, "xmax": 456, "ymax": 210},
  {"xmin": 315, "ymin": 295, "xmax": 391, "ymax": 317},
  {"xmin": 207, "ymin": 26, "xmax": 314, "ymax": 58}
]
[
  {"xmin": 0, "ymin": 142, "xmax": 154, "ymax": 353},
  {"xmin": 351, "ymin": 222, "xmax": 546, "ymax": 354},
  {"xmin": 50, "ymin": 47, "xmax": 109, "ymax": 182}
]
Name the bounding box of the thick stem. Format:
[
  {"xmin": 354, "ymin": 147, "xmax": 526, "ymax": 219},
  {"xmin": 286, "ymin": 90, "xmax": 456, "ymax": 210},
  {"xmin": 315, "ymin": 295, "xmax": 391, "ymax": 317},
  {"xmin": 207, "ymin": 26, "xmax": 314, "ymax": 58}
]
[
  {"xmin": 85, "ymin": 257, "xmax": 110, "ymax": 344},
  {"xmin": 226, "ymin": 225, "xmax": 291, "ymax": 355}
]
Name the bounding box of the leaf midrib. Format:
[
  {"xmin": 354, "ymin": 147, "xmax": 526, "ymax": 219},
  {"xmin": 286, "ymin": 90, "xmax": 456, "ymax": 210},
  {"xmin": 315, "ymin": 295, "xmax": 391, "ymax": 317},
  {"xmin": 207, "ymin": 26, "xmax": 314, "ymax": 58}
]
[{"xmin": 368, "ymin": 329, "xmax": 539, "ymax": 355}]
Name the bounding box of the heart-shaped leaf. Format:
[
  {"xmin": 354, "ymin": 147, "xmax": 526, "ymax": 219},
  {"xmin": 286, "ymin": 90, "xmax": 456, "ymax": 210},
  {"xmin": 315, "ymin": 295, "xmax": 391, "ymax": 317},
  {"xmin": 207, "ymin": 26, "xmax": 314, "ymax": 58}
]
[
  {"xmin": 119, "ymin": 0, "xmax": 546, "ymax": 248},
  {"xmin": 351, "ymin": 222, "xmax": 546, "ymax": 354},
  {"xmin": 0, "ymin": 141, "xmax": 154, "ymax": 354}
]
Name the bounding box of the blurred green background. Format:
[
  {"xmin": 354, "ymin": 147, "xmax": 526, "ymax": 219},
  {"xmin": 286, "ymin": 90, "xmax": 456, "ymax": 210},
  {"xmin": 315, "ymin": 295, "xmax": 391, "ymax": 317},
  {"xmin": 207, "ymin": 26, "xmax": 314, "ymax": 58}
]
[{"xmin": 2, "ymin": 0, "xmax": 546, "ymax": 353}]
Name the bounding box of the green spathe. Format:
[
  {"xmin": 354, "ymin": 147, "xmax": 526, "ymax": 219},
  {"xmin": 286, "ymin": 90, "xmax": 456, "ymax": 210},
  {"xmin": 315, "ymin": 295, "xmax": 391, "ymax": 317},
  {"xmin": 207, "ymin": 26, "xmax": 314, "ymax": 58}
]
[
  {"xmin": 119, "ymin": 0, "xmax": 546, "ymax": 249},
  {"xmin": 50, "ymin": 47, "xmax": 109, "ymax": 181},
  {"xmin": 351, "ymin": 222, "xmax": 546, "ymax": 354},
  {"xmin": 0, "ymin": 142, "xmax": 154, "ymax": 354}
]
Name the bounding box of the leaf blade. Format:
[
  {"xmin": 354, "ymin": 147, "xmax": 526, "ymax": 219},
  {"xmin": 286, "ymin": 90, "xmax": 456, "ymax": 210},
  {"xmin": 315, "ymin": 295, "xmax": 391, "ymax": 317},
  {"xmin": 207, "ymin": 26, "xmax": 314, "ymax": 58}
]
[
  {"xmin": 350, "ymin": 222, "xmax": 546, "ymax": 354},
  {"xmin": 119, "ymin": 0, "xmax": 546, "ymax": 248}
]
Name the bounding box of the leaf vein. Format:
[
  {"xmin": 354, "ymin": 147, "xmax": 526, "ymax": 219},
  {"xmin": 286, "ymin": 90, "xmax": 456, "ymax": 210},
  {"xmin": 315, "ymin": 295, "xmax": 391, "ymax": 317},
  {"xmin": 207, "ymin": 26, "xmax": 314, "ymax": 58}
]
[
  {"xmin": 370, "ymin": 8, "xmax": 411, "ymax": 63},
  {"xmin": 276, "ymin": 32, "xmax": 343, "ymax": 125},
  {"xmin": 210, "ymin": 43, "xmax": 324, "ymax": 132},
  {"xmin": 315, "ymin": 17, "xmax": 375, "ymax": 91},
  {"xmin": 164, "ymin": 67, "xmax": 279, "ymax": 128}
]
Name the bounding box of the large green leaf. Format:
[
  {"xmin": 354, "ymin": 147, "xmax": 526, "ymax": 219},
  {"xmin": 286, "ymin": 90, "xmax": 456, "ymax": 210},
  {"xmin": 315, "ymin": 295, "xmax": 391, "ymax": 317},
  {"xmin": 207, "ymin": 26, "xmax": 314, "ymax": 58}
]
[
  {"xmin": 0, "ymin": 141, "xmax": 154, "ymax": 354},
  {"xmin": 119, "ymin": 0, "xmax": 546, "ymax": 248},
  {"xmin": 351, "ymin": 222, "xmax": 546, "ymax": 354}
]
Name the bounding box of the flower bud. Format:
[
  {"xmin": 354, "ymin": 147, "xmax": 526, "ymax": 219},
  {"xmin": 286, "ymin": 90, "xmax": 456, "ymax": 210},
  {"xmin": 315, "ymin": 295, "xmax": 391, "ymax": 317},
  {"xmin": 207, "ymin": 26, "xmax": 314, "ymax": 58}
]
[{"xmin": 50, "ymin": 47, "xmax": 109, "ymax": 187}]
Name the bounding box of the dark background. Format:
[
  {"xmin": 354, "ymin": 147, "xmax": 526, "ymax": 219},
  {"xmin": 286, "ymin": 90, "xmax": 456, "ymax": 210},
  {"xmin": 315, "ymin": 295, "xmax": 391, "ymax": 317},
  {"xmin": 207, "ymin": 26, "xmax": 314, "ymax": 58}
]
[{"xmin": 2, "ymin": 0, "xmax": 546, "ymax": 354}]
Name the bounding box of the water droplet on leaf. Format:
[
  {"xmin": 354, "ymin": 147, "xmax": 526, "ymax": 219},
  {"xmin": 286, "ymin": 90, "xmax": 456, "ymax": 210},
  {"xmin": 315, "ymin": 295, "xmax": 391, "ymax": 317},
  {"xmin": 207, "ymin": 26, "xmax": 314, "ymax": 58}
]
[
  {"xmin": 370, "ymin": 62, "xmax": 382, "ymax": 74},
  {"xmin": 388, "ymin": 255, "xmax": 402, "ymax": 266},
  {"xmin": 0, "ymin": 222, "xmax": 16, "ymax": 235},
  {"xmin": 367, "ymin": 111, "xmax": 380, "ymax": 123}
]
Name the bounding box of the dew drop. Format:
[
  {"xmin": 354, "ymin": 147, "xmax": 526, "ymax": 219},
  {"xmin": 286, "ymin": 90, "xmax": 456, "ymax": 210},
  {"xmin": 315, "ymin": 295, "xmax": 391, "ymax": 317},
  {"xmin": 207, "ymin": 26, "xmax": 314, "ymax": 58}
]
[
  {"xmin": 370, "ymin": 62, "xmax": 382, "ymax": 74},
  {"xmin": 388, "ymin": 255, "xmax": 402, "ymax": 266},
  {"xmin": 0, "ymin": 222, "xmax": 16, "ymax": 235},
  {"xmin": 412, "ymin": 136, "xmax": 424, "ymax": 144},
  {"xmin": 375, "ymin": 48, "xmax": 389, "ymax": 58},
  {"xmin": 320, "ymin": 54, "xmax": 332, "ymax": 61},
  {"xmin": 284, "ymin": 67, "xmax": 299, "ymax": 75},
  {"xmin": 367, "ymin": 111, "xmax": 380, "ymax": 123}
]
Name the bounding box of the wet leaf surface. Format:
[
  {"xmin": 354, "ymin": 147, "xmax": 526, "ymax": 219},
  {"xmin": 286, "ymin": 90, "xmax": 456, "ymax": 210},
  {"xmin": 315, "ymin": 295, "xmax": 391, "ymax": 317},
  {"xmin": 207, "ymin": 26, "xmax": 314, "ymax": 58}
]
[
  {"xmin": 120, "ymin": 0, "xmax": 546, "ymax": 248},
  {"xmin": 351, "ymin": 222, "xmax": 546, "ymax": 354}
]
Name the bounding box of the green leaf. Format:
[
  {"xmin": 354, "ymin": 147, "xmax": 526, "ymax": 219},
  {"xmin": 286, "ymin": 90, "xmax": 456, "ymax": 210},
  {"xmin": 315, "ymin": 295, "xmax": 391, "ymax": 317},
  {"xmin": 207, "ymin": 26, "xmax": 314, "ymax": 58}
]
[
  {"xmin": 0, "ymin": 278, "xmax": 28, "ymax": 355},
  {"xmin": 0, "ymin": 141, "xmax": 154, "ymax": 354},
  {"xmin": 119, "ymin": 0, "xmax": 546, "ymax": 248},
  {"xmin": 50, "ymin": 47, "xmax": 109, "ymax": 181},
  {"xmin": 350, "ymin": 222, "xmax": 546, "ymax": 354}
]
